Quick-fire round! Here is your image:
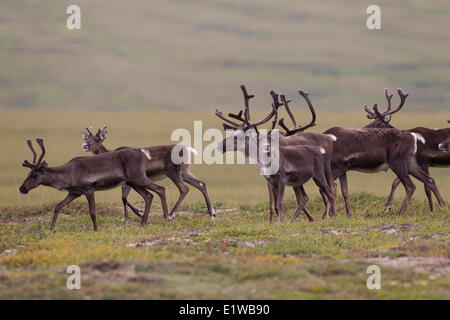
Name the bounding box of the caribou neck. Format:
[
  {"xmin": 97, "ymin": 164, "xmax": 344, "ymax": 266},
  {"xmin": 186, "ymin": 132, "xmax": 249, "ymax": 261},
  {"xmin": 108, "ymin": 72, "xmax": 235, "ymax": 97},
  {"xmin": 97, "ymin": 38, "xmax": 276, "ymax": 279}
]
[
  {"xmin": 94, "ymin": 144, "xmax": 109, "ymax": 154},
  {"xmin": 41, "ymin": 167, "xmax": 72, "ymax": 191}
]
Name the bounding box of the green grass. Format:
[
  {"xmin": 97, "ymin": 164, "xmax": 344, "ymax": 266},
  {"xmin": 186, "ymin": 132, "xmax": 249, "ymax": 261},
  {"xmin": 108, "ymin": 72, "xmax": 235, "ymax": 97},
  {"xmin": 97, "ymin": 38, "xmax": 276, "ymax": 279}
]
[{"xmin": 0, "ymin": 193, "xmax": 448, "ymax": 299}]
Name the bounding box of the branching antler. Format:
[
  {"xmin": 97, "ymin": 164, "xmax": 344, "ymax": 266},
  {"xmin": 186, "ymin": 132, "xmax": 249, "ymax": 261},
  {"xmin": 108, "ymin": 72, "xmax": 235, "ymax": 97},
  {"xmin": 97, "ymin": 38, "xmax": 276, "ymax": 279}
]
[
  {"xmin": 279, "ymin": 90, "xmax": 317, "ymax": 136},
  {"xmin": 365, "ymin": 88, "xmax": 409, "ymax": 122},
  {"xmin": 240, "ymin": 84, "xmax": 254, "ymax": 122},
  {"xmin": 215, "ymin": 109, "xmax": 245, "ymax": 129},
  {"xmin": 23, "ymin": 138, "xmax": 46, "ymax": 168},
  {"xmin": 214, "ymin": 85, "xmax": 278, "ymax": 133}
]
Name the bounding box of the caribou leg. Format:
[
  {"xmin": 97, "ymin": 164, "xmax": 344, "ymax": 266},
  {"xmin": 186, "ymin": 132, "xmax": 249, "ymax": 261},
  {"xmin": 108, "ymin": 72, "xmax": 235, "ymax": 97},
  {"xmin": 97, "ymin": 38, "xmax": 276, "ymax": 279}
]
[
  {"xmin": 291, "ymin": 186, "xmax": 315, "ymax": 222},
  {"xmin": 166, "ymin": 169, "xmax": 189, "ymax": 220},
  {"xmin": 267, "ymin": 182, "xmax": 276, "ymax": 223},
  {"xmin": 385, "ymin": 178, "xmax": 401, "ymax": 213},
  {"xmin": 274, "ymin": 181, "xmax": 285, "ymax": 222},
  {"xmin": 422, "ymin": 167, "xmax": 434, "ymax": 212},
  {"xmin": 299, "ymin": 186, "xmax": 315, "ymax": 221},
  {"xmin": 407, "ymin": 160, "xmax": 446, "ymax": 208},
  {"xmin": 50, "ymin": 192, "xmax": 81, "ymax": 230},
  {"xmin": 389, "ymin": 162, "xmax": 416, "ymax": 216},
  {"xmin": 129, "ymin": 176, "xmax": 169, "ymax": 222},
  {"xmin": 313, "ymin": 174, "xmax": 333, "ymax": 220},
  {"xmin": 121, "ymin": 184, "xmax": 143, "ymax": 220},
  {"xmin": 339, "ymin": 173, "xmax": 352, "ymax": 218},
  {"xmin": 131, "ymin": 186, "xmax": 154, "ymax": 226},
  {"xmin": 85, "ymin": 190, "xmax": 98, "ymax": 231},
  {"xmin": 181, "ymin": 169, "xmax": 215, "ymax": 218}
]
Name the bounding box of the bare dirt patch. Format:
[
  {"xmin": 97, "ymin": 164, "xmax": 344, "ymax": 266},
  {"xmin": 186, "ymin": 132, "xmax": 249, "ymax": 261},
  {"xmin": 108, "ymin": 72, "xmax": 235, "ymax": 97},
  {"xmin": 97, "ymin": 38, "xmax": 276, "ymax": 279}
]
[{"xmin": 363, "ymin": 256, "xmax": 450, "ymax": 275}]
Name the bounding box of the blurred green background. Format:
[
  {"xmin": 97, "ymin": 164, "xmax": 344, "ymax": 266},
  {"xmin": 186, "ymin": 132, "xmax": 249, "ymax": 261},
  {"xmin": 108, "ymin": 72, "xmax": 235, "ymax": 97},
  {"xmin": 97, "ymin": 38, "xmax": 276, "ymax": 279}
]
[
  {"xmin": 1, "ymin": 0, "xmax": 450, "ymax": 111},
  {"xmin": 0, "ymin": 0, "xmax": 449, "ymax": 208}
]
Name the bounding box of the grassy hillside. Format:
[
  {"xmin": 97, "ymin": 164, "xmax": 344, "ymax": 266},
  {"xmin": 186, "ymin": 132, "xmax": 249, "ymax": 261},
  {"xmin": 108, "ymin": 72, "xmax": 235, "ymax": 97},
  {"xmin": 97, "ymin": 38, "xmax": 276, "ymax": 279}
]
[
  {"xmin": 1, "ymin": 110, "xmax": 449, "ymax": 208},
  {"xmin": 1, "ymin": 0, "xmax": 450, "ymax": 111},
  {"xmin": 0, "ymin": 194, "xmax": 448, "ymax": 299}
]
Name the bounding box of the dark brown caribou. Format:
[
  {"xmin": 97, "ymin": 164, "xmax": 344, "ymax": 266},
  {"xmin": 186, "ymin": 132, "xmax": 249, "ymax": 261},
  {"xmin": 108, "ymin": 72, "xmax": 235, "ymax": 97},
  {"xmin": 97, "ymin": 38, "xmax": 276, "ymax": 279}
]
[
  {"xmin": 81, "ymin": 126, "xmax": 215, "ymax": 220},
  {"xmin": 364, "ymin": 89, "xmax": 450, "ymax": 212},
  {"xmin": 215, "ymin": 86, "xmax": 335, "ymax": 222},
  {"xmin": 19, "ymin": 138, "xmax": 169, "ymax": 230}
]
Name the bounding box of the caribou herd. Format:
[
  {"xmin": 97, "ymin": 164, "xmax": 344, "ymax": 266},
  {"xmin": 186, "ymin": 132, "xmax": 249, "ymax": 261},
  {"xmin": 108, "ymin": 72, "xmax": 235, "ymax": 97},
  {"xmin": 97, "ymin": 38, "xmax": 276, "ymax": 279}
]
[{"xmin": 19, "ymin": 85, "xmax": 449, "ymax": 230}]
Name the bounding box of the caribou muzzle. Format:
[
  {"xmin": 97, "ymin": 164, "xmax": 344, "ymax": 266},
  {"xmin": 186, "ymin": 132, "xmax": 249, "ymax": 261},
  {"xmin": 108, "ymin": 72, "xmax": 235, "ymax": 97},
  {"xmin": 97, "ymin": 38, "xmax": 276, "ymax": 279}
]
[
  {"xmin": 82, "ymin": 142, "xmax": 90, "ymax": 152},
  {"xmin": 438, "ymin": 142, "xmax": 449, "ymax": 152},
  {"xmin": 19, "ymin": 186, "xmax": 28, "ymax": 194}
]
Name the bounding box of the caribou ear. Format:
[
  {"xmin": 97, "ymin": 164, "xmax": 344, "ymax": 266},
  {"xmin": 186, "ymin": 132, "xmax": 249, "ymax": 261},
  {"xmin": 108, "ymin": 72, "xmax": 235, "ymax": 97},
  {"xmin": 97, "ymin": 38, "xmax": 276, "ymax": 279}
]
[
  {"xmin": 383, "ymin": 114, "xmax": 392, "ymax": 123},
  {"xmin": 39, "ymin": 161, "xmax": 48, "ymax": 171}
]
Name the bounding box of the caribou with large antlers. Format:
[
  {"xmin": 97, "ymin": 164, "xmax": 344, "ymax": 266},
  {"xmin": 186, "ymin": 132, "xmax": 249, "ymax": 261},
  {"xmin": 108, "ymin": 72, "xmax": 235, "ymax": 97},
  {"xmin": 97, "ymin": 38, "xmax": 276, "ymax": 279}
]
[
  {"xmin": 19, "ymin": 138, "xmax": 170, "ymax": 230},
  {"xmin": 215, "ymin": 86, "xmax": 335, "ymax": 222},
  {"xmin": 275, "ymin": 87, "xmax": 445, "ymax": 216},
  {"xmin": 81, "ymin": 126, "xmax": 215, "ymax": 221},
  {"xmin": 364, "ymin": 89, "xmax": 450, "ymax": 212},
  {"xmin": 270, "ymin": 89, "xmax": 338, "ymax": 217}
]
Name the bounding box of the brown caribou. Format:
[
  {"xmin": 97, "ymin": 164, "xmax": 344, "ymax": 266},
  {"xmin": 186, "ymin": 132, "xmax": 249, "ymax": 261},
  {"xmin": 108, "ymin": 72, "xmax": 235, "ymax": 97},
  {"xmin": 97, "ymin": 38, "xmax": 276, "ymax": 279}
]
[
  {"xmin": 81, "ymin": 126, "xmax": 215, "ymax": 220},
  {"xmin": 19, "ymin": 138, "xmax": 169, "ymax": 230},
  {"xmin": 364, "ymin": 89, "xmax": 450, "ymax": 212},
  {"xmin": 215, "ymin": 86, "xmax": 335, "ymax": 222}
]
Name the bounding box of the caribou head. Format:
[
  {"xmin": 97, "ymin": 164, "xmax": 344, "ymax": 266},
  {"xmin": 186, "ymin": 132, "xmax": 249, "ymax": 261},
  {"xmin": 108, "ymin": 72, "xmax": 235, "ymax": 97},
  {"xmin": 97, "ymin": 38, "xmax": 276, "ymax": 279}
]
[
  {"xmin": 438, "ymin": 120, "xmax": 450, "ymax": 152},
  {"xmin": 19, "ymin": 138, "xmax": 48, "ymax": 194},
  {"xmin": 214, "ymin": 85, "xmax": 281, "ymax": 154},
  {"xmin": 81, "ymin": 125, "xmax": 108, "ymax": 154},
  {"xmin": 364, "ymin": 88, "xmax": 409, "ymax": 128}
]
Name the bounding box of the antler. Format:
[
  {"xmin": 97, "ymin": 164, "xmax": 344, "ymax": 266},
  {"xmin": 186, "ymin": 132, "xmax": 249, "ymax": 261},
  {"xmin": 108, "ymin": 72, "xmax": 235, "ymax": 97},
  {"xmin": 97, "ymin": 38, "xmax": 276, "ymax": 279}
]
[
  {"xmin": 279, "ymin": 90, "xmax": 317, "ymax": 135},
  {"xmin": 97, "ymin": 125, "xmax": 107, "ymax": 135},
  {"xmin": 240, "ymin": 84, "xmax": 254, "ymax": 122},
  {"xmin": 371, "ymin": 104, "xmax": 390, "ymax": 127},
  {"xmin": 35, "ymin": 138, "xmax": 46, "ymax": 166},
  {"xmin": 215, "ymin": 85, "xmax": 278, "ymax": 133},
  {"xmin": 279, "ymin": 94, "xmax": 295, "ymax": 129},
  {"xmin": 85, "ymin": 127, "xmax": 94, "ymax": 136},
  {"xmin": 364, "ymin": 104, "xmax": 376, "ymax": 119},
  {"xmin": 215, "ymin": 109, "xmax": 245, "ymax": 129},
  {"xmin": 296, "ymin": 90, "xmax": 316, "ymax": 131},
  {"xmin": 23, "ymin": 138, "xmax": 45, "ymax": 168},
  {"xmin": 383, "ymin": 88, "xmax": 408, "ymax": 116},
  {"xmin": 365, "ymin": 88, "xmax": 409, "ymax": 120},
  {"xmin": 26, "ymin": 139, "xmax": 37, "ymax": 164}
]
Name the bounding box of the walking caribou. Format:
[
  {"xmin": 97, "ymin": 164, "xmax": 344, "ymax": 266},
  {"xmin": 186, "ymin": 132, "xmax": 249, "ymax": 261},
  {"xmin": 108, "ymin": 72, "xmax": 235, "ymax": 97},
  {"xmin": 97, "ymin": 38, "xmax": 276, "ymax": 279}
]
[
  {"xmin": 81, "ymin": 126, "xmax": 215, "ymax": 220},
  {"xmin": 215, "ymin": 86, "xmax": 335, "ymax": 222},
  {"xmin": 276, "ymin": 89, "xmax": 446, "ymax": 217},
  {"xmin": 19, "ymin": 138, "xmax": 169, "ymax": 230},
  {"xmin": 363, "ymin": 89, "xmax": 450, "ymax": 212}
]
